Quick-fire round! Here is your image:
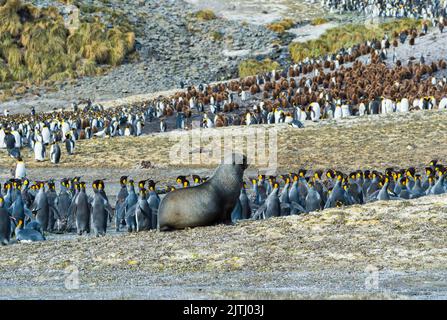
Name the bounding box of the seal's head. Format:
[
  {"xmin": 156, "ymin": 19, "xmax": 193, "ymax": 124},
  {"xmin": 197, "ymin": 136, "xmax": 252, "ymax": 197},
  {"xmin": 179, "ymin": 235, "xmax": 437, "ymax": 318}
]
[{"xmin": 224, "ymin": 153, "xmax": 248, "ymax": 171}]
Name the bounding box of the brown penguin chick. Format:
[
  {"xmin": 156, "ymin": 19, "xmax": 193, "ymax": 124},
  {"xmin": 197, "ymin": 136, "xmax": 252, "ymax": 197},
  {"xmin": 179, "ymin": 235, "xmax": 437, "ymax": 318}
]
[
  {"xmin": 409, "ymin": 37, "xmax": 415, "ymax": 46},
  {"xmin": 214, "ymin": 114, "xmax": 226, "ymax": 127},
  {"xmin": 288, "ymin": 67, "xmax": 295, "ymax": 78},
  {"xmin": 250, "ymin": 84, "xmax": 260, "ymax": 95},
  {"xmin": 165, "ymin": 106, "xmax": 174, "ymax": 117},
  {"xmin": 261, "ymin": 91, "xmax": 269, "ymax": 99},
  {"xmin": 182, "ymin": 107, "xmax": 192, "ymax": 118},
  {"xmin": 80, "ymin": 118, "xmax": 89, "ymax": 129},
  {"xmin": 302, "ymin": 65, "xmax": 308, "ymax": 74},
  {"xmin": 431, "ymin": 62, "xmax": 438, "ymax": 73}
]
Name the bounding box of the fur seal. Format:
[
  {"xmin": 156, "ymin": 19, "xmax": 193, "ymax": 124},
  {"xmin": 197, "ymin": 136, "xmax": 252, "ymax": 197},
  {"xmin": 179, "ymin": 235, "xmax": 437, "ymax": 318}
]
[{"xmin": 158, "ymin": 153, "xmax": 248, "ymax": 230}]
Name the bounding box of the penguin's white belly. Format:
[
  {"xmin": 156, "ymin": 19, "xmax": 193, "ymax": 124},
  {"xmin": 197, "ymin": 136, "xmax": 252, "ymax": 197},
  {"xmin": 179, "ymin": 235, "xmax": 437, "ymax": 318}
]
[
  {"xmin": 334, "ymin": 107, "xmax": 342, "ymax": 119},
  {"xmin": 15, "ymin": 163, "xmax": 26, "ymax": 179},
  {"xmin": 34, "ymin": 143, "xmax": 45, "ymax": 161},
  {"xmin": 359, "ymin": 103, "xmax": 366, "ymax": 116},
  {"xmin": 399, "ymin": 99, "xmax": 409, "ymax": 112},
  {"xmin": 311, "ymin": 103, "xmax": 321, "ymax": 121},
  {"xmin": 0, "ymin": 132, "xmax": 5, "ymax": 149},
  {"xmin": 439, "ymin": 98, "xmax": 447, "ymax": 110},
  {"xmin": 299, "ymin": 112, "xmax": 307, "ymax": 122}
]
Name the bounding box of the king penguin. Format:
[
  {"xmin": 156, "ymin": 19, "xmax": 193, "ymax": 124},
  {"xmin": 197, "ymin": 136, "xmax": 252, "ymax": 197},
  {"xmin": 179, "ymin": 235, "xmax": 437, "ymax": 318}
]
[
  {"xmin": 15, "ymin": 157, "xmax": 26, "ymax": 179},
  {"xmin": 91, "ymin": 181, "xmax": 113, "ymax": 236},
  {"xmin": 135, "ymin": 188, "xmax": 152, "ymax": 231},
  {"xmin": 15, "ymin": 219, "xmax": 45, "ymax": 242},
  {"xmin": 0, "ymin": 197, "xmax": 12, "ymax": 245},
  {"xmin": 32, "ymin": 182, "xmax": 50, "ymax": 232},
  {"xmin": 115, "ymin": 176, "xmax": 129, "ymax": 231},
  {"xmin": 65, "ymin": 133, "xmax": 75, "ymax": 155},
  {"xmin": 71, "ymin": 182, "xmax": 90, "ymax": 235},
  {"xmin": 124, "ymin": 180, "xmax": 138, "ymax": 232},
  {"xmin": 50, "ymin": 141, "xmax": 61, "ymax": 164}
]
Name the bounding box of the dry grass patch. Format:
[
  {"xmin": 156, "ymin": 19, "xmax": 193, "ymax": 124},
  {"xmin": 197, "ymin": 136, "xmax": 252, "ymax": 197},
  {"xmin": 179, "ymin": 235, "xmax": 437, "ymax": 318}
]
[
  {"xmin": 267, "ymin": 18, "xmax": 295, "ymax": 34},
  {"xmin": 0, "ymin": 0, "xmax": 135, "ymax": 90},
  {"xmin": 290, "ymin": 18, "xmax": 422, "ymax": 62},
  {"xmin": 238, "ymin": 59, "xmax": 280, "ymax": 78},
  {"xmin": 2, "ymin": 110, "xmax": 447, "ymax": 172},
  {"xmin": 194, "ymin": 9, "xmax": 217, "ymax": 21},
  {"xmin": 310, "ymin": 17, "xmax": 329, "ymax": 26}
]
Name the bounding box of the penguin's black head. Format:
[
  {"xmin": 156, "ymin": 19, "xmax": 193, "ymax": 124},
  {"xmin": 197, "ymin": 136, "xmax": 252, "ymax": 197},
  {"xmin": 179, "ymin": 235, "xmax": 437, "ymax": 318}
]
[
  {"xmin": 61, "ymin": 179, "xmax": 69, "ymax": 188},
  {"xmin": 147, "ymin": 180, "xmax": 157, "ymax": 190},
  {"xmin": 385, "ymin": 168, "xmax": 394, "ymax": 176},
  {"xmin": 138, "ymin": 180, "xmax": 146, "ymax": 189},
  {"xmin": 400, "ymin": 177, "xmax": 408, "ymax": 186},
  {"xmin": 434, "ymin": 164, "xmax": 445, "ymax": 173},
  {"xmin": 314, "ymin": 170, "xmax": 323, "ymax": 180},
  {"xmin": 406, "ymin": 167, "xmax": 415, "ymax": 177},
  {"xmin": 120, "ymin": 176, "xmax": 128, "ymax": 185},
  {"xmin": 48, "ymin": 181, "xmax": 55, "ymax": 190}
]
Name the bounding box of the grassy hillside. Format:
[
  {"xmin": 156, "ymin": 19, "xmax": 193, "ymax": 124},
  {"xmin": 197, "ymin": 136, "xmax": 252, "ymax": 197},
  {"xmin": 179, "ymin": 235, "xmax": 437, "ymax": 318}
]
[
  {"xmin": 289, "ymin": 18, "xmax": 422, "ymax": 62},
  {"xmin": 0, "ymin": 0, "xmax": 135, "ymax": 89}
]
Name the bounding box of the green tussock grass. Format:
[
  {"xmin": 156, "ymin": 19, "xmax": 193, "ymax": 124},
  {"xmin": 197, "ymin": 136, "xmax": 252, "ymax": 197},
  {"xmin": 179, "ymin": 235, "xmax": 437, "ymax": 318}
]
[
  {"xmin": 267, "ymin": 18, "xmax": 295, "ymax": 34},
  {"xmin": 195, "ymin": 9, "xmax": 217, "ymax": 21},
  {"xmin": 0, "ymin": 0, "xmax": 135, "ymax": 87},
  {"xmin": 290, "ymin": 18, "xmax": 422, "ymax": 62},
  {"xmin": 239, "ymin": 59, "xmax": 280, "ymax": 78},
  {"xmin": 310, "ymin": 17, "xmax": 329, "ymax": 26},
  {"xmin": 211, "ymin": 31, "xmax": 223, "ymax": 41}
]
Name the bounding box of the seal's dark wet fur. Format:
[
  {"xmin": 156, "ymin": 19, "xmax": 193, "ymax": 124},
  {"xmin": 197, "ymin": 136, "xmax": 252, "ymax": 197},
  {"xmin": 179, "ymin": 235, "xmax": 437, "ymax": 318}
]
[{"xmin": 158, "ymin": 154, "xmax": 248, "ymax": 230}]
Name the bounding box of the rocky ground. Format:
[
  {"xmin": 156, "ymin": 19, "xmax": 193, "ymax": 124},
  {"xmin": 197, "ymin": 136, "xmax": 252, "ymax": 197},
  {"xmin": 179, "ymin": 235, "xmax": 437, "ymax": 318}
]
[
  {"xmin": 184, "ymin": 0, "xmax": 326, "ymax": 24},
  {"xmin": 1, "ymin": 0, "xmax": 284, "ymax": 112}
]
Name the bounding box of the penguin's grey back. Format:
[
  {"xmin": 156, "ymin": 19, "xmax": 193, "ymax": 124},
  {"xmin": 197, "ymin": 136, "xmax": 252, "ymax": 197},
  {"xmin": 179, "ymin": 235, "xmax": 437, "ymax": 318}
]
[
  {"xmin": 91, "ymin": 193, "xmax": 108, "ymax": 236},
  {"xmin": 0, "ymin": 208, "xmax": 11, "ymax": 245}
]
